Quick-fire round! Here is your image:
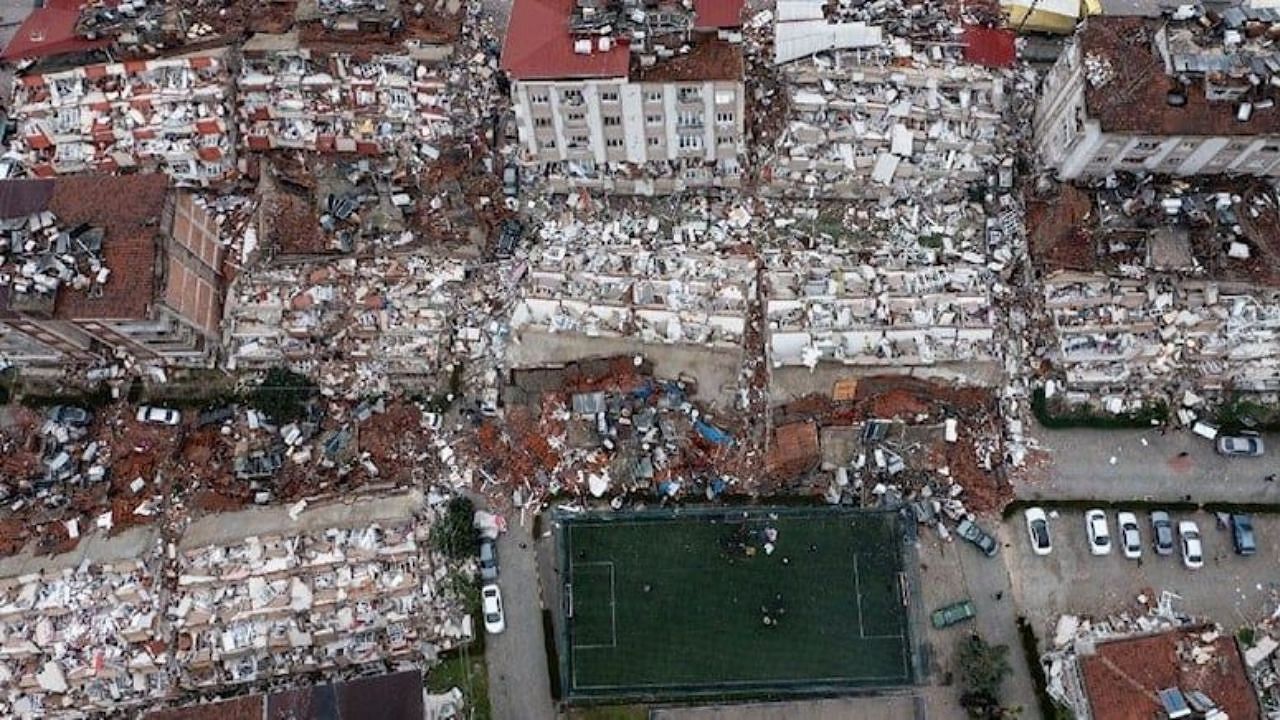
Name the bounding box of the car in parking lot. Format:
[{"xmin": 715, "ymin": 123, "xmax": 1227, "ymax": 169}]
[
  {"xmin": 956, "ymin": 518, "xmax": 998, "ymax": 557},
  {"xmin": 1150, "ymin": 511, "xmax": 1175, "ymax": 555},
  {"xmin": 1231, "ymin": 514, "xmax": 1257, "ymax": 556},
  {"xmin": 1085, "ymin": 509, "xmax": 1111, "ymax": 555},
  {"xmin": 481, "ymin": 584, "xmax": 505, "ymax": 634},
  {"xmin": 931, "ymin": 599, "xmax": 976, "ymax": 629},
  {"xmin": 479, "ymin": 537, "xmax": 499, "ymax": 580},
  {"xmin": 1025, "ymin": 507, "xmax": 1052, "ymax": 556},
  {"xmin": 1216, "ymin": 432, "xmax": 1264, "ymax": 457},
  {"xmin": 135, "ymin": 406, "xmax": 181, "ymax": 426},
  {"xmin": 1179, "ymin": 521, "xmax": 1204, "ymax": 569},
  {"xmin": 1117, "ymin": 512, "xmax": 1142, "ymax": 559}
]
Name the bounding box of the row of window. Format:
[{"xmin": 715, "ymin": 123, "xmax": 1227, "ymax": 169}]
[
  {"xmin": 539, "ymin": 133, "xmax": 736, "ymax": 151},
  {"xmin": 527, "ymin": 87, "xmax": 718, "ymax": 106},
  {"xmin": 532, "ymin": 112, "xmax": 734, "ymax": 129}
]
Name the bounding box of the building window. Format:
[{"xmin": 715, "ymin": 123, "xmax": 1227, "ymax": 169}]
[
  {"xmin": 678, "ymin": 112, "xmax": 702, "ymax": 127},
  {"xmin": 678, "ymin": 86, "xmax": 702, "ymax": 103},
  {"xmin": 569, "ymin": 135, "xmax": 589, "ymax": 148},
  {"xmin": 601, "ymin": 90, "xmax": 619, "ymax": 102},
  {"xmin": 716, "ymin": 111, "xmax": 735, "ymax": 124},
  {"xmin": 567, "ymin": 112, "xmax": 585, "ymax": 123},
  {"xmin": 678, "ymin": 134, "xmax": 703, "ymax": 149},
  {"xmin": 718, "ymin": 134, "xmax": 736, "ymax": 146},
  {"xmin": 646, "ymin": 114, "xmax": 662, "ymax": 125},
  {"xmin": 603, "ymin": 116, "xmax": 621, "ymax": 126},
  {"xmin": 534, "ymin": 117, "xmax": 551, "ymax": 127},
  {"xmin": 530, "ymin": 92, "xmax": 549, "ymax": 104},
  {"xmin": 606, "ymin": 138, "xmax": 623, "ymax": 148},
  {"xmin": 562, "ymin": 89, "xmax": 584, "ymax": 105},
  {"xmin": 647, "ymin": 136, "xmax": 661, "ymax": 147},
  {"xmin": 1133, "ymin": 140, "xmax": 1160, "ymax": 151},
  {"xmin": 543, "ymin": 139, "xmax": 556, "ymax": 149},
  {"xmin": 646, "ymin": 91, "xmax": 663, "ymax": 103}
]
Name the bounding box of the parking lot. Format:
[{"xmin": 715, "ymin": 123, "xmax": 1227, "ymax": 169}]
[{"xmin": 1004, "ymin": 508, "xmax": 1280, "ymax": 649}]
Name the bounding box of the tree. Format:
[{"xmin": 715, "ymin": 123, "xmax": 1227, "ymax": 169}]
[
  {"xmin": 957, "ymin": 634, "xmax": 1012, "ymax": 719},
  {"xmin": 431, "ymin": 496, "xmax": 478, "ymax": 560},
  {"xmin": 248, "ymin": 367, "xmax": 316, "ymax": 424}
]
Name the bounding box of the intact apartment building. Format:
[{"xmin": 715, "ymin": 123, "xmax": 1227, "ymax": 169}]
[
  {"xmin": 1036, "ymin": 16, "xmax": 1280, "ymax": 179},
  {"xmin": 0, "ymin": 175, "xmax": 226, "ymax": 369},
  {"xmin": 501, "ymin": 0, "xmax": 746, "ymax": 193}
]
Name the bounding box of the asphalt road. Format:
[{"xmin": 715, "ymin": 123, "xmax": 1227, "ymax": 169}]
[
  {"xmin": 1023, "ymin": 424, "xmax": 1280, "ymax": 503},
  {"xmin": 484, "ymin": 520, "xmax": 556, "ymax": 720}
]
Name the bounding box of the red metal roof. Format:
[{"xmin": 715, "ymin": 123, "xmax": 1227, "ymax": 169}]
[
  {"xmin": 962, "ymin": 25, "xmax": 1016, "ymax": 69},
  {"xmin": 1, "ymin": 1, "xmax": 111, "ymax": 62},
  {"xmin": 694, "ymin": 0, "xmax": 745, "ymax": 29},
  {"xmin": 500, "ymin": 0, "xmax": 630, "ymax": 81}
]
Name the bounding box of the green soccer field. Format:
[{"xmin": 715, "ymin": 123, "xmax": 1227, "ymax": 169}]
[{"xmin": 557, "ymin": 507, "xmax": 914, "ymax": 701}]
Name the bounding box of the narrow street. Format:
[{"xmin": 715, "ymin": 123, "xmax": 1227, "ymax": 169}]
[{"xmin": 484, "ymin": 520, "xmax": 556, "ymax": 720}]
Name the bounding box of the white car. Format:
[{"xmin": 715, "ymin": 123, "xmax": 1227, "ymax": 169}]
[
  {"xmin": 1085, "ymin": 509, "xmax": 1111, "ymax": 556},
  {"xmin": 1025, "ymin": 507, "xmax": 1052, "ymax": 556},
  {"xmin": 135, "ymin": 406, "xmax": 181, "ymax": 426},
  {"xmin": 481, "ymin": 584, "xmax": 505, "ymax": 634},
  {"xmin": 1179, "ymin": 521, "xmax": 1204, "ymax": 569},
  {"xmin": 1117, "ymin": 512, "xmax": 1142, "ymax": 560}
]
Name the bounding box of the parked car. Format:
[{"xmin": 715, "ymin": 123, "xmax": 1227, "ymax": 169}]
[
  {"xmin": 1085, "ymin": 509, "xmax": 1111, "ymax": 556},
  {"xmin": 1179, "ymin": 521, "xmax": 1204, "ymax": 569},
  {"xmin": 479, "ymin": 537, "xmax": 499, "ymax": 580},
  {"xmin": 1150, "ymin": 511, "xmax": 1175, "ymax": 555},
  {"xmin": 956, "ymin": 519, "xmax": 998, "ymax": 557},
  {"xmin": 46, "ymin": 405, "xmax": 93, "ymax": 427},
  {"xmin": 502, "ymin": 162, "xmax": 520, "ymax": 198},
  {"xmin": 1025, "ymin": 507, "xmax": 1052, "ymax": 556},
  {"xmin": 135, "ymin": 406, "xmax": 181, "ymax": 426},
  {"xmin": 1117, "ymin": 512, "xmax": 1142, "ymax": 559},
  {"xmin": 196, "ymin": 406, "xmax": 235, "ymax": 429},
  {"xmin": 931, "ymin": 599, "xmax": 976, "ymax": 629},
  {"xmin": 481, "ymin": 584, "xmax": 505, "ymax": 634},
  {"xmin": 1230, "ymin": 514, "xmax": 1257, "ymax": 556},
  {"xmin": 1216, "ymin": 432, "xmax": 1264, "ymax": 457}
]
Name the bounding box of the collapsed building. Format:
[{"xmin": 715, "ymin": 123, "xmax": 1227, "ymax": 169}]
[
  {"xmin": 759, "ymin": 0, "xmax": 1015, "ymax": 198},
  {"xmin": 510, "ymin": 206, "xmax": 754, "ymax": 349},
  {"xmin": 501, "ymin": 0, "xmax": 747, "ymax": 193},
  {"xmin": 7, "ymin": 47, "xmax": 236, "ymax": 185},
  {"xmin": 1030, "ymin": 179, "xmax": 1280, "ymax": 399},
  {"xmin": 0, "ymin": 175, "xmax": 228, "ymax": 370},
  {"xmin": 1037, "ymin": 15, "xmax": 1280, "ymax": 180}
]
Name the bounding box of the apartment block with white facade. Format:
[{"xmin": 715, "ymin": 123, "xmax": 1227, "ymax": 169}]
[
  {"xmin": 500, "ymin": 0, "xmax": 746, "ymax": 193},
  {"xmin": 1036, "ymin": 16, "xmax": 1280, "ymax": 180}
]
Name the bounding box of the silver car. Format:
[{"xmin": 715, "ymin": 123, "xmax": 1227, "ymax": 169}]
[{"xmin": 1216, "ymin": 433, "xmax": 1264, "ymax": 457}]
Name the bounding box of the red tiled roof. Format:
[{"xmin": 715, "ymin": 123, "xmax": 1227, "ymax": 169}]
[
  {"xmin": 962, "ymin": 25, "xmax": 1016, "ymax": 69},
  {"xmin": 500, "ymin": 0, "xmax": 630, "ymax": 80},
  {"xmin": 43, "ymin": 175, "xmax": 169, "ymax": 321},
  {"xmin": 1, "ymin": 1, "xmax": 111, "ymax": 62},
  {"xmin": 1081, "ymin": 629, "xmax": 1261, "ymax": 720},
  {"xmin": 694, "ymin": 0, "xmax": 745, "ymax": 29}
]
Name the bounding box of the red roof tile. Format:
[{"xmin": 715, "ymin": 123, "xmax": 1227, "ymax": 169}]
[
  {"xmin": 501, "ymin": 0, "xmax": 630, "ymax": 80},
  {"xmin": 1081, "ymin": 629, "xmax": 1261, "ymax": 720},
  {"xmin": 694, "ymin": 0, "xmax": 745, "ymax": 29},
  {"xmin": 0, "ymin": 5, "xmax": 111, "ymax": 62},
  {"xmin": 963, "ymin": 25, "xmax": 1016, "ymax": 69}
]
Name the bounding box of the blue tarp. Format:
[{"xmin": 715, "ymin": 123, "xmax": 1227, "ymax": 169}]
[{"xmin": 695, "ymin": 420, "xmax": 733, "ymax": 446}]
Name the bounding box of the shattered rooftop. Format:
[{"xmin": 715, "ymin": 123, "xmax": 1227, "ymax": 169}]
[{"xmin": 1080, "ymin": 15, "xmax": 1280, "ymax": 136}]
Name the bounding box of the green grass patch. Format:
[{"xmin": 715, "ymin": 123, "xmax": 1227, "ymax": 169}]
[
  {"xmin": 427, "ymin": 647, "xmax": 491, "ymax": 720},
  {"xmin": 1215, "ymin": 394, "xmax": 1280, "ymax": 433},
  {"xmin": 19, "ymin": 381, "xmax": 114, "ymax": 410},
  {"xmin": 558, "ymin": 507, "xmax": 912, "ymax": 702},
  {"xmin": 1032, "ymin": 386, "xmax": 1167, "ymax": 430}
]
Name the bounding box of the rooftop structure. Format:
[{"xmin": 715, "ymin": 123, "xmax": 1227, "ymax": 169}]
[
  {"xmin": 501, "ymin": 0, "xmax": 747, "ymax": 193},
  {"xmin": 143, "ymin": 669, "xmax": 429, "ymax": 720},
  {"xmin": 1036, "ymin": 16, "xmax": 1280, "ymax": 179}
]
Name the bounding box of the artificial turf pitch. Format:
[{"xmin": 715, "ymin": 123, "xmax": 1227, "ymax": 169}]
[{"xmin": 558, "ymin": 508, "xmax": 912, "ymax": 701}]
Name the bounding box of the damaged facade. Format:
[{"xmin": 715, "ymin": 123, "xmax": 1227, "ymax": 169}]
[
  {"xmin": 0, "ymin": 175, "xmax": 227, "ymax": 369},
  {"xmin": 1037, "ymin": 16, "xmax": 1280, "ymax": 180},
  {"xmin": 501, "ymin": 0, "xmax": 747, "ymax": 193},
  {"xmin": 9, "ymin": 48, "xmax": 236, "ymax": 185}
]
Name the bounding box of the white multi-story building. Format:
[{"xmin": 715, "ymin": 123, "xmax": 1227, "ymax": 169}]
[
  {"xmin": 1036, "ymin": 16, "xmax": 1280, "ymax": 179},
  {"xmin": 500, "ymin": 0, "xmax": 746, "ymax": 193}
]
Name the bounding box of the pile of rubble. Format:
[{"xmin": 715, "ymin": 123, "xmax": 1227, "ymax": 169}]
[
  {"xmin": 170, "ymin": 515, "xmax": 468, "ymax": 689},
  {"xmin": 0, "ymin": 556, "xmax": 167, "ymax": 718},
  {"xmin": 0, "ymin": 208, "xmax": 108, "ymax": 306}
]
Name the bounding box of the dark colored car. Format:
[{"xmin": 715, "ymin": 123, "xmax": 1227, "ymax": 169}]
[
  {"xmin": 931, "ymin": 600, "xmax": 976, "ymax": 629},
  {"xmin": 47, "ymin": 405, "xmax": 93, "ymax": 427},
  {"xmin": 956, "ymin": 519, "xmax": 998, "ymax": 557},
  {"xmin": 479, "ymin": 537, "xmax": 499, "ymax": 580},
  {"xmin": 1231, "ymin": 514, "xmax": 1257, "ymax": 556},
  {"xmin": 1150, "ymin": 510, "xmax": 1175, "ymax": 556},
  {"xmin": 197, "ymin": 406, "xmax": 236, "ymax": 429}
]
